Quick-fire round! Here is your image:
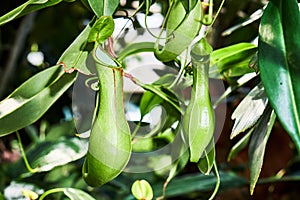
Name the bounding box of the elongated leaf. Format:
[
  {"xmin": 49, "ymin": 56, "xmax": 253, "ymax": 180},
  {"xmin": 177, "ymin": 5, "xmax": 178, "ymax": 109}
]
[
  {"xmin": 227, "ymin": 129, "xmax": 252, "ymax": 161},
  {"xmin": 64, "ymin": 188, "xmax": 96, "ymax": 200},
  {"xmin": 258, "ymin": 0, "xmax": 300, "ymax": 152},
  {"xmin": 0, "ymin": 0, "xmax": 63, "ymax": 26},
  {"xmin": 117, "ymin": 42, "xmax": 155, "ymax": 61},
  {"xmin": 23, "ymin": 138, "xmax": 86, "ymax": 175},
  {"xmin": 9, "ymin": 137, "xmax": 87, "ymax": 178},
  {"xmin": 0, "ymin": 66, "xmax": 77, "ymax": 137},
  {"xmin": 249, "ymin": 108, "xmax": 276, "ymax": 195},
  {"xmin": 222, "ymin": 7, "xmax": 265, "ymax": 36},
  {"xmin": 87, "ymin": 0, "xmax": 119, "ymax": 18},
  {"xmin": 213, "ymin": 72, "xmax": 258, "ymax": 107},
  {"xmin": 45, "ymin": 120, "xmax": 75, "ymax": 141},
  {"xmin": 211, "ymin": 43, "xmax": 257, "ymax": 77},
  {"xmin": 140, "ymin": 91, "xmax": 164, "ymax": 118},
  {"xmin": 151, "ymin": 172, "xmax": 247, "ymax": 198},
  {"xmin": 231, "ymin": 83, "xmax": 268, "ymax": 139},
  {"xmin": 137, "ymin": 82, "xmax": 183, "ymax": 115},
  {"xmin": 160, "ymin": 101, "xmax": 181, "ymax": 131},
  {"xmin": 139, "ymin": 83, "xmax": 181, "ymax": 137},
  {"xmin": 58, "ymin": 23, "xmax": 94, "ymax": 75},
  {"xmin": 139, "ymin": 74, "xmax": 178, "ymax": 118}
]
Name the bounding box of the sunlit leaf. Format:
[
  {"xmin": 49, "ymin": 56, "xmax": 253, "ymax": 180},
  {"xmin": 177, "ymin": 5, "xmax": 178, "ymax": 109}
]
[
  {"xmin": 27, "ymin": 137, "xmax": 87, "ymax": 172},
  {"xmin": 140, "ymin": 91, "xmax": 164, "ymax": 118},
  {"xmin": 258, "ymin": 0, "xmax": 300, "ymax": 152},
  {"xmin": 211, "ymin": 43, "xmax": 257, "ymax": 77},
  {"xmin": 139, "ymin": 74, "xmax": 178, "ymax": 118},
  {"xmin": 137, "ymin": 81, "xmax": 183, "ymax": 115},
  {"xmin": 87, "ymin": 16, "xmax": 114, "ymax": 44},
  {"xmin": 231, "ymin": 83, "xmax": 268, "ymax": 139},
  {"xmin": 131, "ymin": 180, "xmax": 153, "ymax": 200},
  {"xmin": 87, "ymin": 0, "xmax": 119, "ymax": 18},
  {"xmin": 0, "ymin": 66, "xmax": 77, "ymax": 137},
  {"xmin": 58, "ymin": 23, "xmax": 94, "ymax": 75},
  {"xmin": 64, "ymin": 188, "xmax": 96, "ymax": 200},
  {"xmin": 0, "ymin": 0, "xmax": 63, "ymax": 26},
  {"xmin": 117, "ymin": 42, "xmax": 155, "ymax": 61},
  {"xmin": 213, "ymin": 72, "xmax": 258, "ymax": 107}
]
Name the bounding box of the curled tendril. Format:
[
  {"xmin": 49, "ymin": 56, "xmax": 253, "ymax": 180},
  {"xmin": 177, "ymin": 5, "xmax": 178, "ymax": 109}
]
[{"xmin": 85, "ymin": 77, "xmax": 99, "ymax": 91}]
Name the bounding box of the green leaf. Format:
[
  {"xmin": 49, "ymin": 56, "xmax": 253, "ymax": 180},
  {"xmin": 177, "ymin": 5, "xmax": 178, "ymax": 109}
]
[
  {"xmin": 64, "ymin": 188, "xmax": 96, "ymax": 200},
  {"xmin": 137, "ymin": 82, "xmax": 183, "ymax": 115},
  {"xmin": 87, "ymin": 16, "xmax": 114, "ymax": 44},
  {"xmin": 0, "ymin": 66, "xmax": 77, "ymax": 137},
  {"xmin": 150, "ymin": 172, "xmax": 247, "ymax": 198},
  {"xmin": 131, "ymin": 180, "xmax": 153, "ymax": 200},
  {"xmin": 58, "ymin": 23, "xmax": 94, "ymax": 75},
  {"xmin": 160, "ymin": 101, "xmax": 181, "ymax": 131},
  {"xmin": 132, "ymin": 128, "xmax": 175, "ymax": 152},
  {"xmin": 258, "ymin": 0, "xmax": 300, "ymax": 152},
  {"xmin": 197, "ymin": 140, "xmax": 215, "ymax": 175},
  {"xmin": 231, "ymin": 83, "xmax": 268, "ymax": 139},
  {"xmin": 154, "ymin": 0, "xmax": 202, "ymax": 62},
  {"xmin": 211, "ymin": 43, "xmax": 257, "ymax": 77},
  {"xmin": 132, "ymin": 137, "xmax": 154, "ymax": 152},
  {"xmin": 87, "ymin": 0, "xmax": 119, "ymax": 18},
  {"xmin": 181, "ymin": 0, "xmax": 198, "ymax": 13},
  {"xmin": 138, "ymin": 74, "xmax": 183, "ymax": 136},
  {"xmin": 213, "ymin": 72, "xmax": 258, "ymax": 107},
  {"xmin": 140, "ymin": 91, "xmax": 164, "ymax": 118},
  {"xmin": 117, "ymin": 42, "xmax": 155, "ymax": 61},
  {"xmin": 139, "ymin": 74, "xmax": 178, "ymax": 118},
  {"xmin": 45, "ymin": 120, "xmax": 75, "ymax": 141},
  {"xmin": 249, "ymin": 108, "xmax": 276, "ymax": 195},
  {"xmin": 167, "ymin": 144, "xmax": 189, "ymax": 180},
  {"xmin": 227, "ymin": 129, "xmax": 252, "ymax": 162},
  {"xmin": 0, "ymin": 0, "xmax": 63, "ymax": 26},
  {"xmin": 25, "ymin": 137, "xmax": 87, "ymax": 173}
]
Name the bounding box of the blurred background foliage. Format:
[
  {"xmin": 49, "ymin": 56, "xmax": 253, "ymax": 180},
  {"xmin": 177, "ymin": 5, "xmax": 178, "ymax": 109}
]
[{"xmin": 0, "ymin": 0, "xmax": 300, "ymax": 199}]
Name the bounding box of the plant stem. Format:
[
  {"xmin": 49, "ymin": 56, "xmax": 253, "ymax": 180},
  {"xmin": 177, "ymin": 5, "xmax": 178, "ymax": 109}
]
[
  {"xmin": 16, "ymin": 131, "xmax": 39, "ymax": 173},
  {"xmin": 131, "ymin": 120, "xmax": 142, "ymax": 139},
  {"xmin": 209, "ymin": 161, "xmax": 220, "ymax": 200},
  {"xmin": 39, "ymin": 188, "xmax": 65, "ymax": 200},
  {"xmin": 204, "ymin": 0, "xmax": 226, "ymax": 37},
  {"xmin": 169, "ymin": 50, "xmax": 188, "ymax": 89}
]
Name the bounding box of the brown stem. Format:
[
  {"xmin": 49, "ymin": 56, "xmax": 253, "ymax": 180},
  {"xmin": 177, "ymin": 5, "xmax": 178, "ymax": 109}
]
[{"xmin": 107, "ymin": 36, "xmax": 117, "ymax": 58}]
